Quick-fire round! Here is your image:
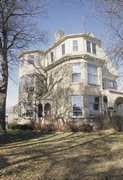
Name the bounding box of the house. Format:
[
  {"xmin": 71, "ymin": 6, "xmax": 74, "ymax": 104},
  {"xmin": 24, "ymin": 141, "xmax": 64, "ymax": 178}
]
[
  {"xmin": 6, "ymin": 104, "xmax": 18, "ymax": 124},
  {"xmin": 18, "ymin": 31, "xmax": 123, "ymax": 124}
]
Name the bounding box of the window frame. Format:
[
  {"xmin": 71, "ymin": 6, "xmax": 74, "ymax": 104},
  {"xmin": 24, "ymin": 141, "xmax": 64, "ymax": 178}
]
[
  {"xmin": 50, "ymin": 52, "xmax": 54, "ymax": 62},
  {"xmin": 86, "ymin": 41, "xmax": 97, "ymax": 54},
  {"xmin": 109, "ymin": 80, "xmax": 114, "ymax": 88},
  {"xmin": 86, "ymin": 41, "xmax": 91, "ymax": 53},
  {"xmin": 73, "ymin": 40, "xmax": 78, "ymax": 51},
  {"xmin": 88, "ymin": 96, "xmax": 100, "ymax": 115},
  {"xmin": 62, "ymin": 43, "xmax": 65, "ymax": 55},
  {"xmin": 71, "ymin": 63, "xmax": 82, "ymax": 83},
  {"xmin": 72, "ymin": 96, "xmax": 83, "ymax": 118},
  {"xmin": 87, "ymin": 64, "xmax": 98, "ymax": 85},
  {"xmin": 102, "ymin": 79, "xmax": 106, "ymax": 89},
  {"xmin": 92, "ymin": 42, "xmax": 96, "ymax": 54}
]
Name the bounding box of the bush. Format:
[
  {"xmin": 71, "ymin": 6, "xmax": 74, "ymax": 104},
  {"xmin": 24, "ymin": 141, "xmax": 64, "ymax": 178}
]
[
  {"xmin": 92, "ymin": 115, "xmax": 110, "ymax": 130},
  {"xmin": 8, "ymin": 122, "xmax": 93, "ymax": 133},
  {"xmin": 8, "ymin": 122, "xmax": 21, "ymax": 130},
  {"xmin": 111, "ymin": 115, "xmax": 123, "ymax": 131},
  {"xmin": 8, "ymin": 122, "xmax": 34, "ymax": 131},
  {"xmin": 78, "ymin": 123, "xmax": 93, "ymax": 132},
  {"xmin": 33, "ymin": 123, "xmax": 93, "ymax": 133},
  {"xmin": 34, "ymin": 123, "xmax": 58, "ymax": 132}
]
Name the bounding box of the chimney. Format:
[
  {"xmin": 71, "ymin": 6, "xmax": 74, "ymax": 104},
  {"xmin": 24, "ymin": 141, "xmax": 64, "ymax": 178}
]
[{"xmin": 54, "ymin": 30, "xmax": 64, "ymax": 43}]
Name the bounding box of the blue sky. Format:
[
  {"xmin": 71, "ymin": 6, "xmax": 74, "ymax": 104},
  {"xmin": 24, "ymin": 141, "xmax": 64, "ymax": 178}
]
[{"xmin": 6, "ymin": 0, "xmax": 119, "ymax": 107}]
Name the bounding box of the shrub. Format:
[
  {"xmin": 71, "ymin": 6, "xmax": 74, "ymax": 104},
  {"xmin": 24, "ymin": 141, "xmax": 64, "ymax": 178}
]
[
  {"xmin": 78, "ymin": 123, "xmax": 93, "ymax": 132},
  {"xmin": 8, "ymin": 122, "xmax": 93, "ymax": 133},
  {"xmin": 61, "ymin": 123, "xmax": 93, "ymax": 133},
  {"xmin": 92, "ymin": 115, "xmax": 110, "ymax": 130},
  {"xmin": 67, "ymin": 124, "xmax": 79, "ymax": 132},
  {"xmin": 8, "ymin": 122, "xmax": 34, "ymax": 131},
  {"xmin": 34, "ymin": 123, "xmax": 58, "ymax": 132},
  {"xmin": 8, "ymin": 122, "xmax": 21, "ymax": 130},
  {"xmin": 111, "ymin": 115, "xmax": 123, "ymax": 131}
]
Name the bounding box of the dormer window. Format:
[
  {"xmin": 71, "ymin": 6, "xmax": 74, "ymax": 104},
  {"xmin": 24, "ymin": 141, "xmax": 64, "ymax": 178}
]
[
  {"xmin": 50, "ymin": 52, "xmax": 54, "ymax": 62},
  {"xmin": 86, "ymin": 41, "xmax": 96, "ymax": 54},
  {"xmin": 73, "ymin": 40, "xmax": 78, "ymax": 51},
  {"xmin": 62, "ymin": 43, "xmax": 65, "ymax": 55}
]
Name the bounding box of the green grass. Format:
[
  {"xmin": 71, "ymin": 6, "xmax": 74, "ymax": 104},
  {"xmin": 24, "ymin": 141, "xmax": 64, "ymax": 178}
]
[{"xmin": 0, "ymin": 130, "xmax": 123, "ymax": 180}]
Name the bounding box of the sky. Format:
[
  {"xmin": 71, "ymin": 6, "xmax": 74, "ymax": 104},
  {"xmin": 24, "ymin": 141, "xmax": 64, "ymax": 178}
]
[{"xmin": 6, "ymin": 0, "xmax": 120, "ymax": 108}]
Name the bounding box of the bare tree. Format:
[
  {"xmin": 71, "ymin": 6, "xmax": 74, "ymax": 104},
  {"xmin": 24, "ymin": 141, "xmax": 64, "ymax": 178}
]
[
  {"xmin": 70, "ymin": 0, "xmax": 123, "ymax": 66},
  {"xmin": 97, "ymin": 0, "xmax": 123, "ymax": 67},
  {"xmin": 0, "ymin": 0, "xmax": 48, "ymax": 133}
]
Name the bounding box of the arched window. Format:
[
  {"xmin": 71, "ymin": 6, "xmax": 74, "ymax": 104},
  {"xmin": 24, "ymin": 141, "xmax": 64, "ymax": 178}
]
[
  {"xmin": 44, "ymin": 103, "xmax": 51, "ymax": 115},
  {"xmin": 117, "ymin": 104, "xmax": 123, "ymax": 112},
  {"xmin": 103, "ymin": 96, "xmax": 108, "ymax": 115},
  {"xmin": 38, "ymin": 104, "xmax": 43, "ymax": 117}
]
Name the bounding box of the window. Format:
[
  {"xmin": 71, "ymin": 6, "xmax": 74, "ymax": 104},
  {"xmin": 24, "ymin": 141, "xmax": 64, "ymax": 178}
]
[
  {"xmin": 21, "ymin": 101, "xmax": 33, "ymax": 117},
  {"xmin": 50, "ymin": 52, "xmax": 54, "ymax": 62},
  {"xmin": 86, "ymin": 41, "xmax": 96, "ymax": 54},
  {"xmin": 73, "ymin": 40, "xmax": 78, "ymax": 51},
  {"xmin": 25, "ymin": 101, "xmax": 33, "ymax": 117},
  {"xmin": 72, "ymin": 96, "xmax": 83, "ymax": 117},
  {"xmin": 19, "ymin": 77, "xmax": 25, "ymax": 93},
  {"xmin": 72, "ymin": 64, "xmax": 81, "ymax": 82},
  {"xmin": 92, "ymin": 43, "xmax": 96, "ymax": 54},
  {"xmin": 109, "ymin": 80, "xmax": 114, "ymax": 88},
  {"xmin": 25, "ymin": 74, "xmax": 34, "ymax": 90},
  {"xmin": 88, "ymin": 96, "xmax": 100, "ymax": 115},
  {"xmin": 62, "ymin": 43, "xmax": 65, "ymax": 55},
  {"xmin": 86, "ymin": 41, "xmax": 91, "ymax": 53},
  {"xmin": 88, "ymin": 65, "xmax": 98, "ymax": 85},
  {"xmin": 118, "ymin": 104, "xmax": 123, "ymax": 112},
  {"xmin": 102, "ymin": 79, "xmax": 106, "ymax": 89},
  {"xmin": 27, "ymin": 55, "xmax": 34, "ymax": 64}
]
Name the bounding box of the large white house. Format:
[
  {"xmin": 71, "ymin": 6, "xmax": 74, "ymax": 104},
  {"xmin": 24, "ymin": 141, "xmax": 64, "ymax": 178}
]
[{"xmin": 18, "ymin": 31, "xmax": 123, "ymax": 124}]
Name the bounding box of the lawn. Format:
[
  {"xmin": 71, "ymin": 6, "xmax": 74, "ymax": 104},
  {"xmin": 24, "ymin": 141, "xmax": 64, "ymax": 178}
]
[{"xmin": 0, "ymin": 130, "xmax": 123, "ymax": 180}]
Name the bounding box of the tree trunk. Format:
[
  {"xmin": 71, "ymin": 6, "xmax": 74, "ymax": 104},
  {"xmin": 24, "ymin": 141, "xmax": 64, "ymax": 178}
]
[
  {"xmin": 0, "ymin": 49, "xmax": 8, "ymax": 133},
  {"xmin": 0, "ymin": 94, "xmax": 7, "ymax": 133}
]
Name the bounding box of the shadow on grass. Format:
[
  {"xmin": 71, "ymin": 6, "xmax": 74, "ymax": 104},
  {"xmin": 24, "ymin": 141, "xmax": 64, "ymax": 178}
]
[
  {"xmin": 0, "ymin": 130, "xmax": 56, "ymax": 145},
  {"xmin": 1, "ymin": 131, "xmax": 123, "ymax": 180},
  {"xmin": 0, "ymin": 155, "xmax": 9, "ymax": 170}
]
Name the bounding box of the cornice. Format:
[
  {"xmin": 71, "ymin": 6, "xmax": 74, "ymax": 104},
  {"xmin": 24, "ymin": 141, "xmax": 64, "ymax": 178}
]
[
  {"xmin": 45, "ymin": 54, "xmax": 104, "ymax": 71},
  {"xmin": 45, "ymin": 34, "xmax": 101, "ymax": 54}
]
